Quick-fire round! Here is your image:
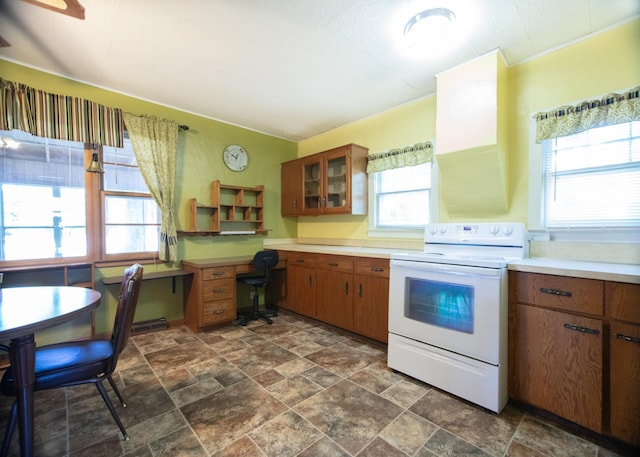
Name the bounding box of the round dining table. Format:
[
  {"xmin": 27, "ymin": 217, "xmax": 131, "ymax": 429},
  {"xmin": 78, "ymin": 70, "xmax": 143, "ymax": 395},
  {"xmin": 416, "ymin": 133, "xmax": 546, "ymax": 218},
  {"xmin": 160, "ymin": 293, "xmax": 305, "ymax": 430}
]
[{"xmin": 0, "ymin": 286, "xmax": 101, "ymax": 457}]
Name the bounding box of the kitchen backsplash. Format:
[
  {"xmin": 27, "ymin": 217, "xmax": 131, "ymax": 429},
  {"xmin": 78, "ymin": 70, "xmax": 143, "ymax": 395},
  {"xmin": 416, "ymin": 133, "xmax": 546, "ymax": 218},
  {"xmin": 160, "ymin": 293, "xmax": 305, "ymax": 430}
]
[{"xmin": 529, "ymin": 240, "xmax": 640, "ymax": 265}]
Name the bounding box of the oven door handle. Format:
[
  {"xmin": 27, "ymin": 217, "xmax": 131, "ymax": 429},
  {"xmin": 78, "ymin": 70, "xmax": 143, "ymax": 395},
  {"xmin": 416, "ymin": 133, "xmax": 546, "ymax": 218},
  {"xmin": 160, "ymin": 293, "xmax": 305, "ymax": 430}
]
[{"xmin": 390, "ymin": 259, "xmax": 502, "ymax": 278}]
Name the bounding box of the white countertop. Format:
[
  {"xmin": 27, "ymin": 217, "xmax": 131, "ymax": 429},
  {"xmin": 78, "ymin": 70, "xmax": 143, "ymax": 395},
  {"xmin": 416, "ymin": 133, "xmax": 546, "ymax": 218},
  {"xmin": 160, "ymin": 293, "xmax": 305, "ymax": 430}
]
[
  {"xmin": 269, "ymin": 243, "xmax": 640, "ymax": 284},
  {"xmin": 268, "ymin": 243, "xmax": 412, "ymax": 259},
  {"xmin": 508, "ymin": 258, "xmax": 640, "ymax": 284}
]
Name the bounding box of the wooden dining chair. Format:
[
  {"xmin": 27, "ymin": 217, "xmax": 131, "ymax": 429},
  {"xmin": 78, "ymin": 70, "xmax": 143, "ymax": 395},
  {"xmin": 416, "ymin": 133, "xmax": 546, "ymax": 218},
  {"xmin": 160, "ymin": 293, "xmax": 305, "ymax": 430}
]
[{"xmin": 0, "ymin": 264, "xmax": 143, "ymax": 455}]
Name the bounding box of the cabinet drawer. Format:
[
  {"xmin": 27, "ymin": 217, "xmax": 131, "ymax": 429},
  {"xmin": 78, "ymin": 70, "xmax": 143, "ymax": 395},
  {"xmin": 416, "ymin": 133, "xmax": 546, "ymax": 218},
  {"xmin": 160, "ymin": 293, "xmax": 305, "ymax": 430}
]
[
  {"xmin": 317, "ymin": 254, "xmax": 353, "ymax": 272},
  {"xmin": 203, "ymin": 266, "xmax": 235, "ymax": 281},
  {"xmin": 287, "ymin": 254, "xmax": 317, "ymax": 268},
  {"xmin": 516, "ymin": 272, "xmax": 603, "ymax": 316},
  {"xmin": 606, "ymin": 282, "xmax": 640, "ymax": 324},
  {"xmin": 203, "ymin": 277, "xmax": 235, "ymax": 302},
  {"xmin": 355, "ymin": 258, "xmax": 389, "ymax": 278},
  {"xmin": 201, "ymin": 299, "xmax": 235, "ymax": 325}
]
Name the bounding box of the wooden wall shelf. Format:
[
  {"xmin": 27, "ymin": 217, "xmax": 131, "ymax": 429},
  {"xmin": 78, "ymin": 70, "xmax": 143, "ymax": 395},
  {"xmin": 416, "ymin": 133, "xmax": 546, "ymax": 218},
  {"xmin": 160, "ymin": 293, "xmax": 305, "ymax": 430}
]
[{"xmin": 178, "ymin": 180, "xmax": 268, "ymax": 236}]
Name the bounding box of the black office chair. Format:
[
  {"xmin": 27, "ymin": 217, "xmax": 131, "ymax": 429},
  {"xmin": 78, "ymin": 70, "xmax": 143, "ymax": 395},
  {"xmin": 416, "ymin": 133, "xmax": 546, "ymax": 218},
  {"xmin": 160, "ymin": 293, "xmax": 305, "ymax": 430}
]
[
  {"xmin": 236, "ymin": 250, "xmax": 279, "ymax": 326},
  {"xmin": 0, "ymin": 264, "xmax": 143, "ymax": 454}
]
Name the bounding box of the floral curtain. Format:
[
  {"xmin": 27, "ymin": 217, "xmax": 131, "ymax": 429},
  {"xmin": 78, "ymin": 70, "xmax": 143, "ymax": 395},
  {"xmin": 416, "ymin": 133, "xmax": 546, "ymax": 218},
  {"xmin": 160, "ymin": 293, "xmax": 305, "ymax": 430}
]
[
  {"xmin": 366, "ymin": 141, "xmax": 433, "ymax": 173},
  {"xmin": 0, "ymin": 77, "xmax": 124, "ymax": 147},
  {"xmin": 534, "ymin": 85, "xmax": 640, "ymax": 142},
  {"xmin": 123, "ymin": 112, "xmax": 179, "ymax": 263}
]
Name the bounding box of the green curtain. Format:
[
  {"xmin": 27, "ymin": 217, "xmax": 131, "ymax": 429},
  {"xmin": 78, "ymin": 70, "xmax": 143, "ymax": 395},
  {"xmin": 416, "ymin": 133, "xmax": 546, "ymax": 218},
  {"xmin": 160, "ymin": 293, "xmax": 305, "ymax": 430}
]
[
  {"xmin": 0, "ymin": 78, "xmax": 35, "ymax": 133},
  {"xmin": 0, "ymin": 77, "xmax": 124, "ymax": 147},
  {"xmin": 123, "ymin": 112, "xmax": 179, "ymax": 263},
  {"xmin": 366, "ymin": 141, "xmax": 433, "ymax": 173},
  {"xmin": 534, "ymin": 85, "xmax": 640, "ymax": 142}
]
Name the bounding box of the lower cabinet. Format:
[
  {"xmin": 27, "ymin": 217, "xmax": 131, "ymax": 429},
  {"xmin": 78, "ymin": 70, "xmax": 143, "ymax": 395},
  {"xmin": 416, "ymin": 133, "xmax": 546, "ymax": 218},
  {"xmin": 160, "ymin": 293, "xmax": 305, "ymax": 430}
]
[
  {"xmin": 281, "ymin": 251, "xmax": 390, "ymax": 343},
  {"xmin": 284, "ymin": 253, "xmax": 317, "ymax": 318},
  {"xmin": 316, "ymin": 255, "xmax": 354, "ymax": 331},
  {"xmin": 354, "ymin": 258, "xmax": 390, "ymax": 343},
  {"xmin": 510, "ymin": 271, "xmax": 640, "ymax": 448},
  {"xmin": 183, "ymin": 265, "xmax": 237, "ymax": 330},
  {"xmin": 514, "ymin": 304, "xmax": 602, "ymax": 432}
]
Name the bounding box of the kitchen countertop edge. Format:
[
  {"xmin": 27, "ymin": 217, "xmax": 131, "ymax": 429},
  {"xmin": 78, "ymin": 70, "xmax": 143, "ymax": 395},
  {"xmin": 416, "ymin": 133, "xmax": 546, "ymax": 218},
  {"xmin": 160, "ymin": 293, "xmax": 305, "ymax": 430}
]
[{"xmin": 508, "ymin": 257, "xmax": 640, "ymax": 284}]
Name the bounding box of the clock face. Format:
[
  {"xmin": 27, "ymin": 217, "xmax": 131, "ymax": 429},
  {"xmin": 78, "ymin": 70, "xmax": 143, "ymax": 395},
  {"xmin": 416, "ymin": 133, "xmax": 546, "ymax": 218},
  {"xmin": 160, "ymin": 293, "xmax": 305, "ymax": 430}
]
[{"xmin": 223, "ymin": 145, "xmax": 248, "ymax": 171}]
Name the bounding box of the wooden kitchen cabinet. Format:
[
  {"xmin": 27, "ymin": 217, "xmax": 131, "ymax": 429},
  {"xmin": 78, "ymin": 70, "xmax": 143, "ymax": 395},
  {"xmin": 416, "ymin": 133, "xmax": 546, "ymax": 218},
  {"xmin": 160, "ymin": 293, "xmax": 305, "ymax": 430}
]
[
  {"xmin": 607, "ymin": 282, "xmax": 640, "ymax": 448},
  {"xmin": 514, "ymin": 303, "xmax": 603, "ymax": 432},
  {"xmin": 316, "ymin": 255, "xmax": 354, "ymax": 331},
  {"xmin": 281, "ymin": 160, "xmax": 302, "ymax": 216},
  {"xmin": 280, "ymin": 143, "xmax": 368, "ymax": 216},
  {"xmin": 353, "ymin": 258, "xmax": 390, "ymax": 343},
  {"xmin": 284, "ymin": 253, "xmax": 317, "ymax": 318},
  {"xmin": 510, "ymin": 271, "xmax": 640, "ymax": 448}
]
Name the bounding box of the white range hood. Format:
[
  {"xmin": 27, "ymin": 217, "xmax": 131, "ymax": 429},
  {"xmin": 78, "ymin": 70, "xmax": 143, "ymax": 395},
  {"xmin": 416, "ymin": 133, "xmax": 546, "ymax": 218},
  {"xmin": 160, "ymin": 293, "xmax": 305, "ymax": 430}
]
[{"xmin": 435, "ymin": 50, "xmax": 509, "ymax": 217}]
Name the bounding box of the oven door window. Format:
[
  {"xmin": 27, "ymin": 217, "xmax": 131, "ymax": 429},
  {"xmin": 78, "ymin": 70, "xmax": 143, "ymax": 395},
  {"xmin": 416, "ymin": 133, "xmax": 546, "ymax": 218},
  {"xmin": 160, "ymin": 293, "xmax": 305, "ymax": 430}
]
[{"xmin": 405, "ymin": 278, "xmax": 474, "ymax": 334}]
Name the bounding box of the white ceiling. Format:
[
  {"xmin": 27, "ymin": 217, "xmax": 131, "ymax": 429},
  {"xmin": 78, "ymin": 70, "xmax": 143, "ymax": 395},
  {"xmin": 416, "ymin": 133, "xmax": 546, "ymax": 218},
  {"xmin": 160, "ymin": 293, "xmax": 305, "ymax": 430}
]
[{"xmin": 0, "ymin": 0, "xmax": 638, "ymax": 141}]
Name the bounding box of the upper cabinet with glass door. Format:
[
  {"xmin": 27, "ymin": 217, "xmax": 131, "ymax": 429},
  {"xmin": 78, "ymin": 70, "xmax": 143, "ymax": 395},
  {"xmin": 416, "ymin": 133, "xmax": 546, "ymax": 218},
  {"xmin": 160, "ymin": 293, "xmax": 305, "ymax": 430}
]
[{"xmin": 282, "ymin": 143, "xmax": 368, "ymax": 216}]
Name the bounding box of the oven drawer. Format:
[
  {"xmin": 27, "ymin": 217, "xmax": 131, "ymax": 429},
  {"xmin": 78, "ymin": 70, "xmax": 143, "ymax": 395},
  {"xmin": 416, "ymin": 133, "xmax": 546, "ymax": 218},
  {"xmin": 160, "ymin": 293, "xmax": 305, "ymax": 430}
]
[{"xmin": 516, "ymin": 272, "xmax": 603, "ymax": 316}]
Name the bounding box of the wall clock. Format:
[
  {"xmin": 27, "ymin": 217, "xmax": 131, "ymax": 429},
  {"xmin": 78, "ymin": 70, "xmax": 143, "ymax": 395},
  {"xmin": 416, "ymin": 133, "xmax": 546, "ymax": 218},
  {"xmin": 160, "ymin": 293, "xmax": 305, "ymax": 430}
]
[{"xmin": 223, "ymin": 144, "xmax": 248, "ymax": 171}]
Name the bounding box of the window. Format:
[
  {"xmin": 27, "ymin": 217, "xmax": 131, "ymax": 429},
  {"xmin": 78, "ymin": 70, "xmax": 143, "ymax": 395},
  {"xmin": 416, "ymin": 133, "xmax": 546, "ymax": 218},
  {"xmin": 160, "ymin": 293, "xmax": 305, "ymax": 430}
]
[
  {"xmin": 368, "ymin": 161, "xmax": 438, "ymax": 237},
  {"xmin": 102, "ymin": 137, "xmax": 160, "ymax": 257},
  {"xmin": 541, "ymin": 121, "xmax": 640, "ymax": 228},
  {"xmin": 0, "ymin": 130, "xmax": 159, "ymax": 263}
]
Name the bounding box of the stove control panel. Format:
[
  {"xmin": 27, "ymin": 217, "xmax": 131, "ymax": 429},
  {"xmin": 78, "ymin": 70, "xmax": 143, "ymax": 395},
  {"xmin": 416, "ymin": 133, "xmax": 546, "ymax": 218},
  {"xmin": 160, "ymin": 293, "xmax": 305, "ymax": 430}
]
[{"xmin": 425, "ymin": 222, "xmax": 525, "ymax": 247}]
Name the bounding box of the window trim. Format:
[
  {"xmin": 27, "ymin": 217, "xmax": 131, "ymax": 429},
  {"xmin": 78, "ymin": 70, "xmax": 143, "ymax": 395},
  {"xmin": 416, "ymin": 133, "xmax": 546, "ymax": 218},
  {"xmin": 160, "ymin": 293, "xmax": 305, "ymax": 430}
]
[
  {"xmin": 528, "ymin": 118, "xmax": 640, "ymax": 243},
  {"xmin": 367, "ymin": 159, "xmax": 439, "ymax": 239}
]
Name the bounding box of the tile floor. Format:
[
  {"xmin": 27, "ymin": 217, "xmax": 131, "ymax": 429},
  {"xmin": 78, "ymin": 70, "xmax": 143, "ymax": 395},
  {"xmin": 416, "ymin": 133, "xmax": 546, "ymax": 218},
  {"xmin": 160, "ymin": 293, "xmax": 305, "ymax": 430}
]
[{"xmin": 0, "ymin": 311, "xmax": 634, "ymax": 457}]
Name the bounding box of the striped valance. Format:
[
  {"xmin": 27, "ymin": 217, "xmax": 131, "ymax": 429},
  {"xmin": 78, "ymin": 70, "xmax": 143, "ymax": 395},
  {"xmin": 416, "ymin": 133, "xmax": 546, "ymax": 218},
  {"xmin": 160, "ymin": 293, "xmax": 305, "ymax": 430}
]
[
  {"xmin": 366, "ymin": 141, "xmax": 433, "ymax": 173},
  {"xmin": 0, "ymin": 78, "xmax": 124, "ymax": 148},
  {"xmin": 534, "ymin": 85, "xmax": 640, "ymax": 142}
]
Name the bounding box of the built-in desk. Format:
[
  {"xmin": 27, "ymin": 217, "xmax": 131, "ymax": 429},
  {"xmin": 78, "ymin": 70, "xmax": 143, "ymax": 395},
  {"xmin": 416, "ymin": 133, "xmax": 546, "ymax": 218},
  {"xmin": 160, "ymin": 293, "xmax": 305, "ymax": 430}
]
[{"xmin": 182, "ymin": 256, "xmax": 286, "ymax": 332}]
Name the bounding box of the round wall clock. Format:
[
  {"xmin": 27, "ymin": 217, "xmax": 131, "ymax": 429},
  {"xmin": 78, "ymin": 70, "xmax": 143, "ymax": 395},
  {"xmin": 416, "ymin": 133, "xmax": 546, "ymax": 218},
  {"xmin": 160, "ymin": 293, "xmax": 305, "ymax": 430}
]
[{"xmin": 223, "ymin": 144, "xmax": 248, "ymax": 171}]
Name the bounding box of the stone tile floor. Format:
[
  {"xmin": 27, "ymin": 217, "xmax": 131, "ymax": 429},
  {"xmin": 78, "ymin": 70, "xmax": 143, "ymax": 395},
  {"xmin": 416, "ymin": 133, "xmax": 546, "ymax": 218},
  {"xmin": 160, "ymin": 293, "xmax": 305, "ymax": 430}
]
[{"xmin": 0, "ymin": 311, "xmax": 634, "ymax": 456}]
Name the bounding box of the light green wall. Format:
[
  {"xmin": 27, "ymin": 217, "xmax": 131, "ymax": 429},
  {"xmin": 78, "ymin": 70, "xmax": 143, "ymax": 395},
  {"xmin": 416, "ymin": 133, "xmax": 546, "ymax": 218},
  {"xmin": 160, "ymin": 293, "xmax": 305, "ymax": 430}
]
[
  {"xmin": 297, "ymin": 18, "xmax": 640, "ymax": 239},
  {"xmin": 0, "ymin": 59, "xmax": 298, "ymax": 338}
]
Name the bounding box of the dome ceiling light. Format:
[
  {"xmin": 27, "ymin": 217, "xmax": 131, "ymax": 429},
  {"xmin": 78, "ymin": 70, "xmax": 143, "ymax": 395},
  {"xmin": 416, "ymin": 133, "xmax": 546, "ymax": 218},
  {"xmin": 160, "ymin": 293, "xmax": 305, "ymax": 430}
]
[{"xmin": 404, "ymin": 7, "xmax": 456, "ymax": 49}]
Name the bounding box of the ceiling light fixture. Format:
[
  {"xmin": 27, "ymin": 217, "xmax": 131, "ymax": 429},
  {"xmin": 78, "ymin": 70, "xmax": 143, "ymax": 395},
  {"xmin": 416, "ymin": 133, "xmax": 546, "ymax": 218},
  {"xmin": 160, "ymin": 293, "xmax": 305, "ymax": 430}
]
[{"xmin": 404, "ymin": 8, "xmax": 456, "ymax": 48}]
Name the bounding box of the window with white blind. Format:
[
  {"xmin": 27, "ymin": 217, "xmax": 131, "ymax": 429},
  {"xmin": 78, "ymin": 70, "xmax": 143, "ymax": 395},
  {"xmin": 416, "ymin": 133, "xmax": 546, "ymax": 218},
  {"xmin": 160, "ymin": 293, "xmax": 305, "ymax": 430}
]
[
  {"xmin": 535, "ymin": 120, "xmax": 640, "ymax": 232},
  {"xmin": 368, "ymin": 161, "xmax": 438, "ymax": 238}
]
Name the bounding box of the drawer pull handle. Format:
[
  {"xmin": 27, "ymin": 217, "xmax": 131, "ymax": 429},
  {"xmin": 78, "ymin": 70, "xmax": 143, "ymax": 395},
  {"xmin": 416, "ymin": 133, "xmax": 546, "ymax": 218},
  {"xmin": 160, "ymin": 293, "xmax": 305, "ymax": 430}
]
[
  {"xmin": 371, "ymin": 267, "xmax": 384, "ymax": 272},
  {"xmin": 213, "ymin": 288, "xmax": 225, "ymax": 293},
  {"xmin": 296, "ymin": 259, "xmax": 305, "ymax": 263},
  {"xmin": 359, "ymin": 284, "xmax": 363, "ymax": 297},
  {"xmin": 213, "ymin": 309, "xmax": 225, "ymax": 315},
  {"xmin": 616, "ymin": 333, "xmax": 640, "ymax": 344},
  {"xmin": 329, "ymin": 262, "xmax": 339, "ymax": 267},
  {"xmin": 345, "ymin": 282, "xmax": 349, "ymax": 295},
  {"xmin": 541, "ymin": 287, "xmax": 572, "ymax": 297},
  {"xmin": 213, "ymin": 271, "xmax": 225, "ymax": 276},
  {"xmin": 563, "ymin": 323, "xmax": 599, "ymax": 335}
]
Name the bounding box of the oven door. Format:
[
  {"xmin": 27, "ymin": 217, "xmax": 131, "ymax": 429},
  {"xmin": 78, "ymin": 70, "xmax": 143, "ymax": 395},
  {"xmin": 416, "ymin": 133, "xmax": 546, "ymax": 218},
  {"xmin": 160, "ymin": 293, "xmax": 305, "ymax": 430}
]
[{"xmin": 388, "ymin": 259, "xmax": 506, "ymax": 365}]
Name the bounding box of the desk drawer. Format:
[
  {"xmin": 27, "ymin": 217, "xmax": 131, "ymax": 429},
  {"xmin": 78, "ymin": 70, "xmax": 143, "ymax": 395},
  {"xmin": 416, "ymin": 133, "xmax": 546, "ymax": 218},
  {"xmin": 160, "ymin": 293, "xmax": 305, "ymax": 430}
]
[
  {"xmin": 202, "ymin": 266, "xmax": 234, "ymax": 281},
  {"xmin": 203, "ymin": 277, "xmax": 235, "ymax": 302},
  {"xmin": 201, "ymin": 299, "xmax": 235, "ymax": 325}
]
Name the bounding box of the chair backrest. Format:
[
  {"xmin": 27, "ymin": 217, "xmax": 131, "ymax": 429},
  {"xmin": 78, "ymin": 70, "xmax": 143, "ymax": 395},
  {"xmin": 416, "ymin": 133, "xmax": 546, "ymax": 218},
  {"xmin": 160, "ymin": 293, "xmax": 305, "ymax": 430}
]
[
  {"xmin": 110, "ymin": 264, "xmax": 143, "ymax": 360},
  {"xmin": 252, "ymin": 250, "xmax": 279, "ymax": 285}
]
